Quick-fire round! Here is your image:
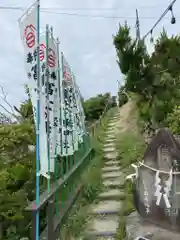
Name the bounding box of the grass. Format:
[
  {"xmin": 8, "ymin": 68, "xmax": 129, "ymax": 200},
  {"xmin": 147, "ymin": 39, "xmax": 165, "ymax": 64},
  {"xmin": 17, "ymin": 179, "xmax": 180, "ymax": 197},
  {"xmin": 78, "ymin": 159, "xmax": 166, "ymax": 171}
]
[
  {"xmin": 116, "ymin": 132, "xmax": 146, "ymax": 170},
  {"xmin": 59, "ymin": 107, "xmax": 117, "ymax": 239},
  {"xmin": 115, "ymin": 131, "xmax": 146, "ymax": 239},
  {"xmin": 60, "ymin": 155, "xmax": 104, "ymax": 238}
]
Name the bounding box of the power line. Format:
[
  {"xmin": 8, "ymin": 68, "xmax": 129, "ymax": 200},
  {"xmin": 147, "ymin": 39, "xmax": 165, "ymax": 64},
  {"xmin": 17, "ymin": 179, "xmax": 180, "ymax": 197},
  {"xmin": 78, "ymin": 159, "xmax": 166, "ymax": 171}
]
[
  {"xmin": 41, "ymin": 10, "xmax": 177, "ymax": 19},
  {"xmin": 1, "ymin": 6, "xmax": 180, "ymax": 20},
  {"xmin": 143, "ymin": 0, "xmax": 177, "ymax": 39},
  {"xmin": 1, "ymin": 4, "xmax": 180, "ymax": 21},
  {"xmin": 0, "ymin": 5, "xmax": 176, "ymax": 11}
]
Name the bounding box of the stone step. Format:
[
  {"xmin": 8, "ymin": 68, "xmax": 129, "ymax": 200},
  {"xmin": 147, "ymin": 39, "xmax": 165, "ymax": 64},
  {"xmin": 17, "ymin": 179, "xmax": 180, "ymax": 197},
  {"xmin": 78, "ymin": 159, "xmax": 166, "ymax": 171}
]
[
  {"xmin": 104, "ymin": 160, "xmax": 119, "ymax": 166},
  {"xmin": 106, "ymin": 131, "xmax": 115, "ymax": 136},
  {"xmin": 106, "ymin": 125, "xmax": 115, "ymax": 129},
  {"xmin": 104, "ymin": 152, "xmax": 118, "ymax": 159},
  {"xmin": 98, "ymin": 189, "xmax": 124, "ymax": 201},
  {"xmin": 106, "ymin": 128, "xmax": 115, "ymax": 132},
  {"xmin": 103, "ymin": 177, "xmax": 125, "ymax": 188},
  {"xmin": 107, "ymin": 122, "xmax": 117, "ymax": 127},
  {"xmin": 83, "ymin": 236, "xmax": 115, "ymax": 240},
  {"xmin": 109, "ymin": 117, "xmax": 119, "ymax": 121},
  {"xmin": 102, "ymin": 166, "xmax": 121, "ymax": 172},
  {"xmin": 105, "ymin": 139, "xmax": 115, "ymax": 143},
  {"xmin": 106, "ymin": 134, "xmax": 116, "ymax": 139},
  {"xmin": 102, "ymin": 171, "xmax": 122, "ymax": 180},
  {"xmin": 90, "ymin": 200, "xmax": 122, "ymax": 215},
  {"xmin": 107, "ymin": 125, "xmax": 116, "ymax": 128},
  {"xmin": 85, "ymin": 215, "xmax": 119, "ymax": 238},
  {"xmin": 103, "ymin": 143, "xmax": 115, "ymax": 148},
  {"xmin": 106, "ymin": 127, "xmax": 116, "ymax": 132},
  {"xmin": 103, "ymin": 147, "xmax": 116, "ymax": 152},
  {"xmin": 107, "ymin": 123, "xmax": 117, "ymax": 127}
]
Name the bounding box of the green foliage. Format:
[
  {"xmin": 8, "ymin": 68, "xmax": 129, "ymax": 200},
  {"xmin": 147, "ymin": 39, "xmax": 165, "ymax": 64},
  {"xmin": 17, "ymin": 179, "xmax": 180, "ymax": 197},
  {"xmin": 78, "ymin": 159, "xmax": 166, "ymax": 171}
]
[
  {"xmin": 116, "ymin": 132, "xmax": 145, "ymax": 169},
  {"xmin": 118, "ymin": 86, "xmax": 128, "ymax": 107},
  {"xmin": 0, "ymin": 121, "xmax": 36, "ymax": 239},
  {"xmin": 116, "ymin": 131, "xmax": 145, "ymax": 239},
  {"xmin": 83, "ymin": 92, "xmax": 115, "ymax": 122},
  {"xmin": 166, "ymin": 105, "xmax": 180, "ymax": 134},
  {"xmin": 0, "ymin": 83, "xmax": 115, "ymax": 239},
  {"xmin": 113, "ymin": 22, "xmax": 180, "ymax": 130}
]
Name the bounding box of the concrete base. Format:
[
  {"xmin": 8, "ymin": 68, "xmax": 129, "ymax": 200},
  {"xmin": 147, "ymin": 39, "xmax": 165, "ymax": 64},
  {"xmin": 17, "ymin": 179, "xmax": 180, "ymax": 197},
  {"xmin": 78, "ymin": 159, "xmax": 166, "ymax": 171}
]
[{"xmin": 126, "ymin": 211, "xmax": 180, "ymax": 240}]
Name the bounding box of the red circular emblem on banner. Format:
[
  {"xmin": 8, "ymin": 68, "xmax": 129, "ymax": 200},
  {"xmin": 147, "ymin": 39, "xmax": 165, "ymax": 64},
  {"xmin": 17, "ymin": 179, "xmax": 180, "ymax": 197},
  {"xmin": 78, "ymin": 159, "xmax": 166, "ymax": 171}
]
[
  {"xmin": 24, "ymin": 24, "xmax": 36, "ymax": 48},
  {"xmin": 39, "ymin": 43, "xmax": 46, "ymax": 61},
  {"xmin": 48, "ymin": 48, "xmax": 56, "ymax": 68}
]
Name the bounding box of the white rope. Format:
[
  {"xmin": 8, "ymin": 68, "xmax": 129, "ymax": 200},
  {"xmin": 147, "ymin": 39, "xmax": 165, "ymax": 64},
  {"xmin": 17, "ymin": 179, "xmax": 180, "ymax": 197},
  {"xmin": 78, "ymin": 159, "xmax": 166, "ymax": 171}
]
[{"xmin": 138, "ymin": 162, "xmax": 180, "ymax": 174}]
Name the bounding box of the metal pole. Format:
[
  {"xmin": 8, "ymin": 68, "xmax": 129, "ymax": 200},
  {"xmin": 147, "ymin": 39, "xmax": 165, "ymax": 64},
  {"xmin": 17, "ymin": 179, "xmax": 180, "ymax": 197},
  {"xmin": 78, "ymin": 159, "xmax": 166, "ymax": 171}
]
[
  {"xmin": 117, "ymin": 80, "xmax": 120, "ymax": 107},
  {"xmin": 35, "ymin": 1, "xmax": 40, "ymax": 240},
  {"xmin": 136, "ymin": 9, "xmax": 140, "ymax": 40},
  {"xmin": 45, "ymin": 24, "xmax": 51, "ymax": 192}
]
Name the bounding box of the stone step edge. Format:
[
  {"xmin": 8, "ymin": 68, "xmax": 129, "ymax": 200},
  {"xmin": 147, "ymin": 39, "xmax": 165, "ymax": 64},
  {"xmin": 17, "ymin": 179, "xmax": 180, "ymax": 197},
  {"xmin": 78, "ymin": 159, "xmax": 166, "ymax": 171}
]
[
  {"xmin": 90, "ymin": 209, "xmax": 120, "ymax": 216},
  {"xmin": 102, "ymin": 168, "xmax": 121, "ymax": 173},
  {"xmin": 104, "ymin": 161, "xmax": 120, "ymax": 165},
  {"xmin": 103, "ymin": 183, "xmax": 125, "ymax": 189},
  {"xmin": 98, "ymin": 192, "xmax": 125, "ymax": 200},
  {"xmin": 102, "ymin": 176, "xmax": 123, "ymax": 181},
  {"xmin": 84, "ymin": 230, "xmax": 117, "ymax": 239}
]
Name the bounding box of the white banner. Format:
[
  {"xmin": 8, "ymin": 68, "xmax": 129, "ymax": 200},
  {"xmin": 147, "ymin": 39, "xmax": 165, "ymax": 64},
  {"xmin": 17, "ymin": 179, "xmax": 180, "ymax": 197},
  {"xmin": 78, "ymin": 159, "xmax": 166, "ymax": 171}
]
[
  {"xmin": 18, "ymin": 1, "xmax": 49, "ymax": 178},
  {"xmin": 61, "ymin": 53, "xmax": 75, "ymax": 155},
  {"xmin": 18, "ymin": 1, "xmax": 38, "ymax": 123},
  {"xmin": 46, "ymin": 33, "xmax": 59, "ymax": 168},
  {"xmin": 73, "ymin": 75, "xmax": 86, "ymax": 141},
  {"xmin": 38, "ymin": 31, "xmax": 60, "ymax": 173}
]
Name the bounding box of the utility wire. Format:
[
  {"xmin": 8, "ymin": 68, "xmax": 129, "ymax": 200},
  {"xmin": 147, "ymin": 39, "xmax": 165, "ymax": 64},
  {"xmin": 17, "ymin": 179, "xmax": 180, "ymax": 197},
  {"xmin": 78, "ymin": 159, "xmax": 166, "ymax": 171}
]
[
  {"xmin": 41, "ymin": 10, "xmax": 179, "ymax": 19},
  {"xmin": 143, "ymin": 0, "xmax": 176, "ymax": 39},
  {"xmin": 1, "ymin": 6, "xmax": 180, "ymax": 20},
  {"xmin": 0, "ymin": 5, "xmax": 175, "ymax": 11}
]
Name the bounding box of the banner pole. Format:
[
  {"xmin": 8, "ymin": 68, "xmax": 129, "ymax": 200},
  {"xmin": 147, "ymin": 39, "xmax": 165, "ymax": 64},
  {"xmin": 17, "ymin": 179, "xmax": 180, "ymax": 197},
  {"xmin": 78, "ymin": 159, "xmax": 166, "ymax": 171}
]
[
  {"xmin": 57, "ymin": 38, "xmax": 63, "ymax": 157},
  {"xmin": 45, "ymin": 24, "xmax": 51, "ymax": 193},
  {"xmin": 35, "ymin": 0, "xmax": 40, "ymax": 239}
]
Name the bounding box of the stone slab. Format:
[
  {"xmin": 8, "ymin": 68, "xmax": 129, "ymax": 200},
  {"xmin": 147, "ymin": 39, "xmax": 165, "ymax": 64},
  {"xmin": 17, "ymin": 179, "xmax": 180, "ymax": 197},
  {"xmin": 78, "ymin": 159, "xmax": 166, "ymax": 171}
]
[
  {"xmin": 91, "ymin": 200, "xmax": 122, "ymax": 214},
  {"xmin": 106, "ymin": 132, "xmax": 115, "ymax": 136},
  {"xmin": 99, "ymin": 189, "xmax": 124, "ymax": 200},
  {"xmin": 105, "ymin": 139, "xmax": 115, "ymax": 143},
  {"xmin": 106, "ymin": 128, "xmax": 116, "ymax": 132},
  {"xmin": 106, "ymin": 135, "xmax": 116, "ymax": 139},
  {"xmin": 102, "ymin": 171, "xmax": 122, "ymax": 179},
  {"xmin": 103, "ymin": 147, "xmax": 116, "ymax": 152},
  {"xmin": 107, "ymin": 125, "xmax": 116, "ymax": 128},
  {"xmin": 87, "ymin": 215, "xmax": 119, "ymax": 234},
  {"xmin": 106, "ymin": 127, "xmax": 116, "ymax": 132},
  {"xmin": 103, "ymin": 143, "xmax": 115, "ymax": 148},
  {"xmin": 108, "ymin": 122, "xmax": 117, "ymax": 126},
  {"xmin": 104, "ymin": 160, "xmax": 119, "ymax": 166},
  {"xmin": 104, "ymin": 152, "xmax": 118, "ymax": 159},
  {"xmin": 126, "ymin": 211, "xmax": 180, "ymax": 240},
  {"xmin": 103, "ymin": 177, "xmax": 125, "ymax": 188},
  {"xmin": 102, "ymin": 166, "xmax": 121, "ymax": 172}
]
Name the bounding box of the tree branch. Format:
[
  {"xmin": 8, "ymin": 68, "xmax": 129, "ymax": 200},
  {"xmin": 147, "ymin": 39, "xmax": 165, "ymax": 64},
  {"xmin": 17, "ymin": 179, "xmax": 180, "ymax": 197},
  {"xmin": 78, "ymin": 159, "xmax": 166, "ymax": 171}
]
[
  {"xmin": 0, "ymin": 85, "xmax": 16, "ymax": 114},
  {"xmin": 0, "ymin": 84, "xmax": 20, "ymax": 123}
]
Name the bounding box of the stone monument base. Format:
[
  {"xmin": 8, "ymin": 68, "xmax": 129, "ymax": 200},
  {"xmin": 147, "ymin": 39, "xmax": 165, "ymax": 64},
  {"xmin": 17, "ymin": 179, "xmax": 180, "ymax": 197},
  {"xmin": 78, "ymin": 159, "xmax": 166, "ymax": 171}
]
[{"xmin": 126, "ymin": 211, "xmax": 180, "ymax": 240}]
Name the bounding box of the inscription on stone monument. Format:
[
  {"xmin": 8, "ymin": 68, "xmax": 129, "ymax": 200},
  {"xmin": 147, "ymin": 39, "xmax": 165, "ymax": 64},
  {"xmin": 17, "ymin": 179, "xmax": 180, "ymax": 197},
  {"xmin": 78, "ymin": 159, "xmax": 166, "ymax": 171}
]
[{"xmin": 130, "ymin": 128, "xmax": 180, "ymax": 232}]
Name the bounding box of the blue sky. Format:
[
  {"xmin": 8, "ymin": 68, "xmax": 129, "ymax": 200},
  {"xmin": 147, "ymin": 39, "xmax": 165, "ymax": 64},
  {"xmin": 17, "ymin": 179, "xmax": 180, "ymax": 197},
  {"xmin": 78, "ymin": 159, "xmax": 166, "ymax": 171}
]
[{"xmin": 0, "ymin": 0, "xmax": 179, "ymax": 113}]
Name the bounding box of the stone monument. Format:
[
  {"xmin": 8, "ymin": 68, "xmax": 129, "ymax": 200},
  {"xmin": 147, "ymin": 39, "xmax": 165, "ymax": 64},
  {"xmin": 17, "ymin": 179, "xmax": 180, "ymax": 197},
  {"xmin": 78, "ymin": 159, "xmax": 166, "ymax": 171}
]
[{"xmin": 126, "ymin": 128, "xmax": 180, "ymax": 240}]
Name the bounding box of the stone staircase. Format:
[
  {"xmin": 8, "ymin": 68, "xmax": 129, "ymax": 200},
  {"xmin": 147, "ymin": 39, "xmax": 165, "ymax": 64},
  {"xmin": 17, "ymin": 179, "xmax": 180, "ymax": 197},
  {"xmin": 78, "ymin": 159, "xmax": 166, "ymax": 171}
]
[{"xmin": 83, "ymin": 113, "xmax": 125, "ymax": 239}]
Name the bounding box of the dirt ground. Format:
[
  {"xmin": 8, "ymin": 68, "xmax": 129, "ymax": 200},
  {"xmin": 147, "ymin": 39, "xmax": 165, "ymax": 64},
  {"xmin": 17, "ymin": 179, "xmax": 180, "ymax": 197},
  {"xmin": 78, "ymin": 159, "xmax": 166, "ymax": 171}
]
[{"xmin": 115, "ymin": 100, "xmax": 137, "ymax": 134}]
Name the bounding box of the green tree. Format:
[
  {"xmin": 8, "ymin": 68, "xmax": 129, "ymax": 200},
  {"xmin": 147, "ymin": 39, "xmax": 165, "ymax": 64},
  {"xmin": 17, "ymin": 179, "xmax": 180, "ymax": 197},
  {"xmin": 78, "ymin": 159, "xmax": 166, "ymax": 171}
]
[
  {"xmin": 83, "ymin": 92, "xmax": 111, "ymax": 122},
  {"xmin": 113, "ymin": 22, "xmax": 180, "ymax": 129}
]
